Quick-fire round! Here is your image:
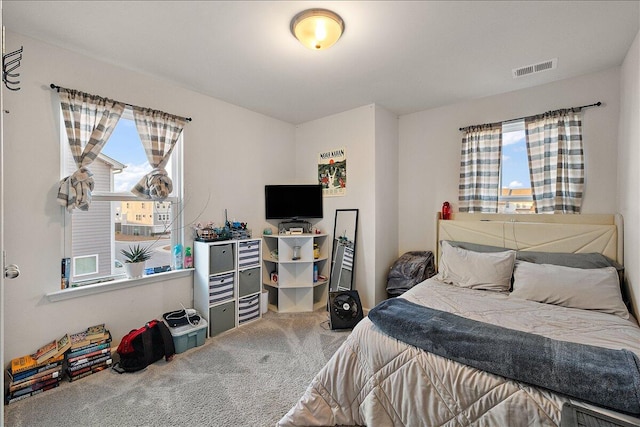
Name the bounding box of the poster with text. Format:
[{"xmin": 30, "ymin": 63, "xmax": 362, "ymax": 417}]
[{"xmin": 318, "ymin": 148, "xmax": 346, "ymax": 197}]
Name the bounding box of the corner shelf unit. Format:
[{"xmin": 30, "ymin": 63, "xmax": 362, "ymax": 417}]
[
  {"xmin": 194, "ymin": 238, "xmax": 262, "ymax": 338},
  {"xmin": 262, "ymin": 233, "xmax": 329, "ymax": 313}
]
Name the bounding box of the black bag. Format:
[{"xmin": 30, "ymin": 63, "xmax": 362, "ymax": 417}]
[
  {"xmin": 386, "ymin": 251, "xmax": 436, "ymax": 297},
  {"xmin": 114, "ymin": 320, "xmax": 175, "ymax": 373}
]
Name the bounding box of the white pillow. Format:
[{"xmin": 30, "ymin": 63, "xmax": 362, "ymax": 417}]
[
  {"xmin": 437, "ymin": 240, "xmax": 516, "ymax": 291},
  {"xmin": 511, "ymin": 261, "xmax": 629, "ymax": 319}
]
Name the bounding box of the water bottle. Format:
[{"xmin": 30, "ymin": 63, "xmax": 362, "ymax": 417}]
[
  {"xmin": 173, "ymin": 244, "xmax": 183, "ymax": 270},
  {"xmin": 442, "ymin": 201, "xmax": 452, "ymax": 220},
  {"xmin": 184, "ymin": 247, "xmax": 193, "ymax": 269},
  {"xmin": 313, "ymin": 264, "xmax": 318, "ymax": 282}
]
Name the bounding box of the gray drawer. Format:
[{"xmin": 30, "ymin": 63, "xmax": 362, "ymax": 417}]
[
  {"xmin": 209, "ymin": 301, "xmax": 236, "ymax": 337},
  {"xmin": 238, "ymin": 267, "xmax": 260, "ymax": 298},
  {"xmin": 209, "ymin": 243, "xmax": 234, "ymax": 274}
]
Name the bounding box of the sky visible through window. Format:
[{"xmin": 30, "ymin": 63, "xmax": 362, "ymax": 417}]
[
  {"xmin": 501, "ymin": 129, "xmax": 530, "ymax": 190},
  {"xmin": 101, "ymin": 118, "xmax": 150, "ymax": 193}
]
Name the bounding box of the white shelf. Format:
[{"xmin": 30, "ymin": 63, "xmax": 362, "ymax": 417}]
[
  {"xmin": 194, "ymin": 238, "xmax": 262, "ymax": 337},
  {"xmin": 262, "ymin": 233, "xmax": 329, "ymax": 312}
]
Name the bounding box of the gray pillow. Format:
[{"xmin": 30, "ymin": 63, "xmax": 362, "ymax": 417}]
[
  {"xmin": 511, "ymin": 261, "xmax": 629, "ymax": 319},
  {"xmin": 443, "ymin": 240, "xmax": 629, "ymax": 308},
  {"xmin": 436, "ymin": 241, "xmax": 516, "ymax": 292}
]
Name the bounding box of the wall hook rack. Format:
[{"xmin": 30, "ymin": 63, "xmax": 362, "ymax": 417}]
[{"xmin": 2, "ymin": 46, "xmax": 23, "ymax": 91}]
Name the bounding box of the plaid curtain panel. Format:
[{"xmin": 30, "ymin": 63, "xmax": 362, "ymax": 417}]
[
  {"xmin": 458, "ymin": 124, "xmax": 503, "ymax": 213},
  {"xmin": 525, "ymin": 109, "xmax": 584, "ymax": 213},
  {"xmin": 57, "ymin": 89, "xmax": 125, "ymax": 211},
  {"xmin": 131, "ymin": 107, "xmax": 186, "ymax": 200}
]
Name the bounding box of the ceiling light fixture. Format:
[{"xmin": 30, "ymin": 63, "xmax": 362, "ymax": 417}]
[{"xmin": 290, "ymin": 8, "xmax": 344, "ymax": 50}]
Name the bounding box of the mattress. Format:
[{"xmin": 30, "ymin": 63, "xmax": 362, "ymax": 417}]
[{"xmin": 278, "ymin": 278, "xmax": 640, "ymax": 427}]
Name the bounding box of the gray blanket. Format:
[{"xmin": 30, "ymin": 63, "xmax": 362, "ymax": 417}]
[{"xmin": 368, "ymin": 298, "xmax": 640, "ymax": 415}]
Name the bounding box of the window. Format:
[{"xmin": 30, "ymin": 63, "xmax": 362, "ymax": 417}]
[
  {"xmin": 73, "ymin": 254, "xmax": 98, "ymax": 277},
  {"xmin": 459, "ymin": 108, "xmax": 584, "ymax": 214},
  {"xmin": 61, "ymin": 107, "xmax": 183, "ymax": 285},
  {"xmin": 498, "ymin": 120, "xmax": 533, "ymax": 214}
]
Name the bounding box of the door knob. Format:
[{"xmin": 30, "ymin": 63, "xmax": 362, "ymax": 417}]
[{"xmin": 4, "ymin": 264, "xmax": 20, "ymax": 279}]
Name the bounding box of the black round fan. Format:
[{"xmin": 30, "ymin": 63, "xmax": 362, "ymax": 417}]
[{"xmin": 329, "ymin": 290, "xmax": 364, "ymax": 330}]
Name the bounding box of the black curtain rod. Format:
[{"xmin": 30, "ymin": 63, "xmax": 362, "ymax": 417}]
[
  {"xmin": 49, "ymin": 83, "xmax": 192, "ymax": 122},
  {"xmin": 458, "ymin": 101, "xmax": 601, "ymax": 131}
]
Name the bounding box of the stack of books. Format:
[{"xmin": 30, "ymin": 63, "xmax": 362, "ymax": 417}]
[
  {"xmin": 66, "ymin": 324, "xmax": 112, "ymax": 382},
  {"xmin": 5, "ymin": 334, "xmax": 70, "ymax": 404}
]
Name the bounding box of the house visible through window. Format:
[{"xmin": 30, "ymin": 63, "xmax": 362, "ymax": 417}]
[
  {"xmin": 61, "ymin": 107, "xmax": 183, "ymax": 285},
  {"xmin": 498, "ymin": 119, "xmax": 533, "ymax": 214}
]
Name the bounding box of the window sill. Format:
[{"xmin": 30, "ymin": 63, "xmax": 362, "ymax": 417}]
[{"xmin": 46, "ymin": 269, "xmax": 194, "ymax": 302}]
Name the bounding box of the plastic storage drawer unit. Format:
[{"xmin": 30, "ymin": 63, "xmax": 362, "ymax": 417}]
[{"xmin": 167, "ymin": 318, "xmax": 208, "ymax": 354}]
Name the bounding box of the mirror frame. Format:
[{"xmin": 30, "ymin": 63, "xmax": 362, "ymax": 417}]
[{"xmin": 329, "ymin": 209, "xmax": 359, "ymax": 293}]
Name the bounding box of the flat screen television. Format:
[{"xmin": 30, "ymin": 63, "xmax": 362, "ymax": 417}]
[{"xmin": 265, "ymin": 184, "xmax": 323, "ymax": 219}]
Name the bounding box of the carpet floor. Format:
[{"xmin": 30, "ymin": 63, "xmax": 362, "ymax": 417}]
[{"xmin": 4, "ymin": 310, "xmax": 351, "ymax": 427}]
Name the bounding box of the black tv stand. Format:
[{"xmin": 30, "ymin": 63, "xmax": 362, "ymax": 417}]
[{"xmin": 278, "ymin": 219, "xmax": 312, "ymax": 234}]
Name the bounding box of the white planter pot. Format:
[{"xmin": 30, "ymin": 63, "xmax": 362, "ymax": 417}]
[{"xmin": 124, "ymin": 262, "xmax": 145, "ymax": 279}]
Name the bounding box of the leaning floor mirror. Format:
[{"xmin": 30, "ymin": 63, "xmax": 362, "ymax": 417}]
[{"xmin": 329, "ymin": 209, "xmax": 359, "ymax": 292}]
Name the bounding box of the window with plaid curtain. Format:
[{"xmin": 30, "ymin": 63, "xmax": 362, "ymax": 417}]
[
  {"xmin": 458, "ymin": 108, "xmax": 585, "ymax": 215},
  {"xmin": 458, "ymin": 124, "xmax": 503, "ymax": 213},
  {"xmin": 56, "ymin": 89, "xmax": 125, "ymax": 211},
  {"xmin": 131, "ymin": 107, "xmax": 186, "ymax": 201},
  {"xmin": 525, "ymin": 108, "xmax": 584, "ymax": 213}
]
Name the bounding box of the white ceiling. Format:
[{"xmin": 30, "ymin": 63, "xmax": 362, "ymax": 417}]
[{"xmin": 4, "ymin": 1, "xmax": 639, "ymax": 124}]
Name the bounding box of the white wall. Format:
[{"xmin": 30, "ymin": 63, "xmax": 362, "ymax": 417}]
[
  {"xmin": 398, "ymin": 68, "xmax": 622, "ymax": 255},
  {"xmin": 374, "ymin": 107, "xmax": 399, "ymax": 303},
  {"xmin": 2, "ymin": 31, "xmax": 295, "ymax": 361},
  {"xmin": 294, "ymin": 104, "xmax": 399, "ymax": 309},
  {"xmin": 294, "ymin": 105, "xmax": 377, "ymax": 309},
  {"xmin": 618, "ymin": 29, "xmax": 640, "ymax": 316}
]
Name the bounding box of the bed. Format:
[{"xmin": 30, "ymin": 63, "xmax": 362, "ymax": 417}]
[{"xmin": 278, "ymin": 214, "xmax": 640, "ymax": 427}]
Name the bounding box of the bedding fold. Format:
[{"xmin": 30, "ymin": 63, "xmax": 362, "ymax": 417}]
[{"xmin": 368, "ymin": 298, "xmax": 640, "ymax": 415}]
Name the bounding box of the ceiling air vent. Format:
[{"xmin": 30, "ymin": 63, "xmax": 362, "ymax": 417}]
[{"xmin": 512, "ymin": 58, "xmax": 557, "ymax": 78}]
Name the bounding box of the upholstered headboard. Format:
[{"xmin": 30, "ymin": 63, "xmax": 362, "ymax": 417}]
[{"xmin": 436, "ymin": 213, "xmax": 623, "ymax": 265}]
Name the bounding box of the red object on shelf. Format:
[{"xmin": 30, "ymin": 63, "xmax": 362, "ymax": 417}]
[{"xmin": 441, "ymin": 201, "xmax": 451, "ymax": 220}]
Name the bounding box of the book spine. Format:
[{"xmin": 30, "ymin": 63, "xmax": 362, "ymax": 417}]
[
  {"xmin": 68, "ymin": 369, "xmax": 94, "ymax": 382},
  {"xmin": 67, "ymin": 346, "xmax": 110, "ymax": 363},
  {"xmin": 85, "ymin": 323, "xmax": 106, "ymax": 341},
  {"xmin": 66, "ymin": 342, "xmax": 110, "ymax": 359},
  {"xmin": 7, "ymin": 377, "xmax": 60, "ymax": 399},
  {"xmin": 69, "ymin": 334, "xmax": 112, "ymax": 353},
  {"xmin": 9, "ymin": 367, "xmax": 62, "ymax": 389},
  {"xmin": 33, "ymin": 340, "xmax": 57, "ymax": 364},
  {"xmin": 67, "ymin": 354, "xmax": 108, "ymax": 369},
  {"xmin": 68, "ymin": 355, "xmax": 111, "ymax": 372},
  {"xmin": 8, "ymin": 361, "xmax": 63, "ymax": 382},
  {"xmin": 9, "ymin": 370, "xmax": 61, "ymax": 393},
  {"xmin": 89, "ymin": 331, "xmax": 112, "ymax": 344},
  {"xmin": 67, "ymin": 360, "xmax": 111, "ymax": 381},
  {"xmin": 61, "ymin": 257, "xmax": 70, "ymax": 290},
  {"xmin": 5, "ymin": 382, "xmax": 59, "ymax": 404}
]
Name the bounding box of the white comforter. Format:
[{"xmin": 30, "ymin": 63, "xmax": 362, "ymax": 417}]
[{"xmin": 278, "ymin": 278, "xmax": 640, "ymax": 427}]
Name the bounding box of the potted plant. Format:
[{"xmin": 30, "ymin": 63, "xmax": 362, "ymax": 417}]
[{"xmin": 120, "ymin": 244, "xmax": 153, "ymax": 279}]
